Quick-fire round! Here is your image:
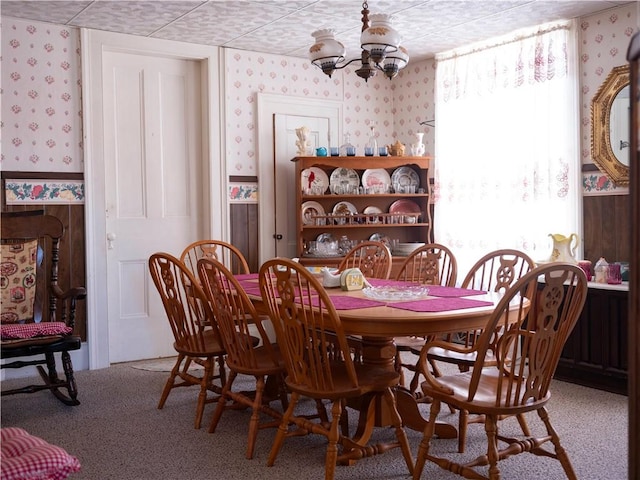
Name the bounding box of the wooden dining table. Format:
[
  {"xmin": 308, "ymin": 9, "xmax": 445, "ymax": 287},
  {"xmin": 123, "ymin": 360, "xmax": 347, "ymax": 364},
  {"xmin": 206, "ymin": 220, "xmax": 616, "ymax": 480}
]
[{"xmin": 236, "ymin": 274, "xmax": 501, "ymax": 444}]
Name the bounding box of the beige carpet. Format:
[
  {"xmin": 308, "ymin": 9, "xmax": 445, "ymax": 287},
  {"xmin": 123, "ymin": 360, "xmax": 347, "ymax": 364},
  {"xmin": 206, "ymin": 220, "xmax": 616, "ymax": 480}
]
[
  {"xmin": 129, "ymin": 357, "xmax": 203, "ymax": 372},
  {"xmin": 0, "ymin": 357, "xmax": 629, "ymax": 480}
]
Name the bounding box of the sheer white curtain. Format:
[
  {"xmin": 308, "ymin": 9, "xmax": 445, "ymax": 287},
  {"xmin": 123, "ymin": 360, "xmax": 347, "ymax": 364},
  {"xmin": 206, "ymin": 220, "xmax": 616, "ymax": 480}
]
[{"xmin": 433, "ymin": 21, "xmax": 581, "ymax": 279}]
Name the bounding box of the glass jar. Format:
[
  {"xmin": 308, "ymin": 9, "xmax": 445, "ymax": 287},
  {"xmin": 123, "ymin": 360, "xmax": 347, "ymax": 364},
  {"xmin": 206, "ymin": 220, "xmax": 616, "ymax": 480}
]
[
  {"xmin": 339, "ymin": 133, "xmax": 355, "ymax": 156},
  {"xmin": 594, "ymin": 257, "xmax": 609, "ymax": 283}
]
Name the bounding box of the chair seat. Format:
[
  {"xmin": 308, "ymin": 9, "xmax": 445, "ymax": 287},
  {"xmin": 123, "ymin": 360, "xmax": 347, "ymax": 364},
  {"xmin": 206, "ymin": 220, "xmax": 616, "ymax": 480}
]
[
  {"xmin": 421, "ymin": 367, "xmax": 550, "ymax": 415},
  {"xmin": 1, "ymin": 335, "xmax": 81, "ymax": 358},
  {"xmin": 173, "ymin": 329, "xmax": 225, "ymax": 357},
  {"xmin": 225, "ymin": 343, "xmax": 284, "ymax": 376},
  {"xmin": 286, "ymin": 362, "xmax": 401, "ymax": 400}
]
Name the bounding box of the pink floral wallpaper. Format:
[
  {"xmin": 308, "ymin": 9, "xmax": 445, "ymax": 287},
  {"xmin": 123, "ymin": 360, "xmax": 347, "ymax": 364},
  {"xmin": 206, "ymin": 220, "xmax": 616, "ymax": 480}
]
[
  {"xmin": 1, "ymin": 3, "xmax": 635, "ymax": 192},
  {"xmin": 1, "ymin": 19, "xmax": 83, "ymax": 172},
  {"xmin": 580, "ymin": 4, "xmax": 637, "ymax": 166},
  {"xmin": 223, "ymin": 49, "xmax": 397, "ymax": 175}
]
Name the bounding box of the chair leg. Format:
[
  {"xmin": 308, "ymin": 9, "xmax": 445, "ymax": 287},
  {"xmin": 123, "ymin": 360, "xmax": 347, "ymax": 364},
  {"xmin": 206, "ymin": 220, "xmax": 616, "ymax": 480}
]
[
  {"xmin": 484, "ymin": 415, "xmax": 500, "ymax": 480},
  {"xmin": 267, "ymin": 392, "xmax": 299, "ymax": 467},
  {"xmin": 414, "ymin": 398, "xmax": 441, "ymax": 480},
  {"xmin": 516, "ymin": 413, "xmax": 531, "ymax": 436},
  {"xmin": 37, "ymin": 351, "xmax": 79, "ymax": 406},
  {"xmin": 158, "ymin": 354, "xmax": 185, "ymax": 409},
  {"xmin": 537, "ymin": 407, "xmax": 578, "ymax": 480},
  {"xmin": 209, "ymin": 370, "xmax": 237, "ymax": 434},
  {"xmin": 458, "ymin": 409, "xmax": 469, "ymax": 453},
  {"xmin": 246, "ymin": 375, "xmax": 267, "ymax": 460},
  {"xmin": 324, "ymin": 400, "xmax": 342, "ymax": 480},
  {"xmin": 194, "ymin": 357, "xmax": 214, "ymax": 429},
  {"xmin": 382, "ymin": 388, "xmax": 414, "ymax": 476}
]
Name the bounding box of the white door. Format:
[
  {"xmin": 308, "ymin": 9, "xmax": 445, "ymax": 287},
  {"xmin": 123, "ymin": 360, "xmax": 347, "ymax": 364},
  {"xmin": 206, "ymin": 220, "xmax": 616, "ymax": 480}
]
[
  {"xmin": 256, "ymin": 94, "xmax": 342, "ymax": 264},
  {"xmin": 273, "ymin": 115, "xmax": 329, "ymax": 258},
  {"xmin": 102, "ymin": 51, "xmax": 203, "ymax": 363}
]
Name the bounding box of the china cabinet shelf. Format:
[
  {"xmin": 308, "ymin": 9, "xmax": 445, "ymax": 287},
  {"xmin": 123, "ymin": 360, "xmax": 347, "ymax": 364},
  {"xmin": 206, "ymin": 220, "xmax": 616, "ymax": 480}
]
[
  {"xmin": 302, "ymin": 223, "xmax": 429, "ymax": 230},
  {"xmin": 293, "ymin": 155, "xmax": 433, "ymax": 263}
]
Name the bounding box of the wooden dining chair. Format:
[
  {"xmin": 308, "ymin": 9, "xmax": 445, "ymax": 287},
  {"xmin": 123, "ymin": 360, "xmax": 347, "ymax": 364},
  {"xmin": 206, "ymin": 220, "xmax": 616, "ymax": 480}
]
[
  {"xmin": 148, "ymin": 252, "xmax": 227, "ymax": 429},
  {"xmin": 181, "ymin": 239, "xmax": 250, "ymax": 276},
  {"xmin": 197, "ymin": 257, "xmax": 287, "ymax": 459},
  {"xmin": 259, "ymin": 258, "xmax": 414, "ymax": 480},
  {"xmin": 413, "ymin": 263, "xmax": 587, "ymax": 480},
  {"xmin": 393, "ymin": 243, "xmax": 458, "ymax": 392},
  {"xmin": 426, "ymin": 248, "xmax": 535, "ymax": 452},
  {"xmin": 337, "ymin": 240, "xmax": 392, "ymax": 279}
]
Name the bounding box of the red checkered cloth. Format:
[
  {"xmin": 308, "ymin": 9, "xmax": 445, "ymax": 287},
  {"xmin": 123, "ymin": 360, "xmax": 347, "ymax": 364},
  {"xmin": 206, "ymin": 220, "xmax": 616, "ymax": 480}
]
[
  {"xmin": 1, "ymin": 427, "xmax": 81, "ymax": 480},
  {"xmin": 0, "ymin": 323, "xmax": 72, "ymax": 340}
]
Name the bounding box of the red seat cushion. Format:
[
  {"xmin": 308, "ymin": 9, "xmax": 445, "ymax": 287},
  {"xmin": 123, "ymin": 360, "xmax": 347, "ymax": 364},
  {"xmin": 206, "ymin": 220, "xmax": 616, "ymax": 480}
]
[
  {"xmin": 1, "ymin": 427, "xmax": 81, "ymax": 480},
  {"xmin": 0, "ymin": 323, "xmax": 72, "ymax": 341}
]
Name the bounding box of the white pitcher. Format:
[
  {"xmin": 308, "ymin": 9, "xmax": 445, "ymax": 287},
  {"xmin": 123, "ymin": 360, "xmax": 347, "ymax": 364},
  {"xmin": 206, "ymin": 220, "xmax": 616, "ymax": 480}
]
[{"xmin": 547, "ymin": 233, "xmax": 579, "ymax": 264}]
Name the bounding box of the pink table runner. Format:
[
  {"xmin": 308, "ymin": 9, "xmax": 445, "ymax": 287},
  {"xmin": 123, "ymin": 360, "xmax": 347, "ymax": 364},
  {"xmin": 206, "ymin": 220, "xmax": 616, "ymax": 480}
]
[
  {"xmin": 324, "ymin": 296, "xmax": 385, "ymax": 310},
  {"xmin": 387, "ymin": 297, "xmax": 494, "ymax": 313},
  {"xmin": 235, "ymin": 273, "xmax": 259, "ymax": 281},
  {"xmin": 426, "ymin": 285, "xmax": 486, "ymax": 297}
]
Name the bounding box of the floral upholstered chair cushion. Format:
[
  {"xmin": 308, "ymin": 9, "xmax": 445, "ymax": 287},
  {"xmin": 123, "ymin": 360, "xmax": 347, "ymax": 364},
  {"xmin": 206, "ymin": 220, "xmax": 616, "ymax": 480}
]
[
  {"xmin": 1, "ymin": 240, "xmax": 38, "ymax": 324},
  {"xmin": 0, "ymin": 239, "xmax": 72, "ymax": 343}
]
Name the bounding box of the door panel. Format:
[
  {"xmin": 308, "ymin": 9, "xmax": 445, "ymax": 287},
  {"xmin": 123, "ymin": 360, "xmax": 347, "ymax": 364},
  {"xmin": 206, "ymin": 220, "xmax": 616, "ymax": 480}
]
[{"xmin": 103, "ymin": 51, "xmax": 202, "ymax": 363}]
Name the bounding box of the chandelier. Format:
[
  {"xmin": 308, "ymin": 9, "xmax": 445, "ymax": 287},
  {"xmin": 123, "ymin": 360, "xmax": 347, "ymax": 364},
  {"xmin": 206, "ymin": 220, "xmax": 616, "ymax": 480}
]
[{"xmin": 309, "ymin": 1, "xmax": 409, "ymax": 82}]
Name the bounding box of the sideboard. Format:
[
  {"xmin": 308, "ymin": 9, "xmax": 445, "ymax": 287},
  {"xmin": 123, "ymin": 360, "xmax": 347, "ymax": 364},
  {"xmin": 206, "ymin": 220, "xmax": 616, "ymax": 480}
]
[{"xmin": 554, "ymin": 282, "xmax": 629, "ymax": 395}]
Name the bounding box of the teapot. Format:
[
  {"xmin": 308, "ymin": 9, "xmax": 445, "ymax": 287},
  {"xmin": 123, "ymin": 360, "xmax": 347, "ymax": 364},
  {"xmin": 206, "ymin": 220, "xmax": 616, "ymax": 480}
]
[
  {"xmin": 387, "ymin": 140, "xmax": 405, "ymax": 156},
  {"xmin": 547, "ymin": 233, "xmax": 579, "ymax": 264}
]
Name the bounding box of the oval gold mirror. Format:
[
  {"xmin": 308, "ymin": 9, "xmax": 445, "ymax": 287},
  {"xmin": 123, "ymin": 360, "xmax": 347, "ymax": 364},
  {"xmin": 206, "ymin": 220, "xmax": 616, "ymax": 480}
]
[{"xmin": 591, "ymin": 64, "xmax": 630, "ymax": 186}]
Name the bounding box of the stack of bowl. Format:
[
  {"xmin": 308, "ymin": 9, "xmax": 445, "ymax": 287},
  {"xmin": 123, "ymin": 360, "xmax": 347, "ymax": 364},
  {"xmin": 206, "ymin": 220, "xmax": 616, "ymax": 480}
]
[{"xmin": 392, "ymin": 242, "xmax": 425, "ymax": 256}]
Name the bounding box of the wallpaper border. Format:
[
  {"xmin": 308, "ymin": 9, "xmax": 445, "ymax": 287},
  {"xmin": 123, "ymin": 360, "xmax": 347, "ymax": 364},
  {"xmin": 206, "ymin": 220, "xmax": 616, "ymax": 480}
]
[
  {"xmin": 5, "ymin": 179, "xmax": 85, "ymax": 204},
  {"xmin": 582, "ymin": 172, "xmax": 628, "ymax": 196},
  {"xmin": 228, "ymin": 182, "xmax": 258, "ymax": 204}
]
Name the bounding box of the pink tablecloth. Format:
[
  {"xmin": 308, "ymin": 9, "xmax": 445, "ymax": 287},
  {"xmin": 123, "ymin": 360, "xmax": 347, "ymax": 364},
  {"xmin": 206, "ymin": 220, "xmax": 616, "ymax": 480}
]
[{"xmin": 387, "ymin": 297, "xmax": 494, "ymax": 313}]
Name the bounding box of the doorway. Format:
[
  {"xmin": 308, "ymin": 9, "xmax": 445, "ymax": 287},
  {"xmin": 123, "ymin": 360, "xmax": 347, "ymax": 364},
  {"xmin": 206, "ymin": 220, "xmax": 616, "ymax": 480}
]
[
  {"xmin": 82, "ymin": 30, "xmax": 223, "ymax": 369},
  {"xmin": 273, "ymin": 114, "xmax": 329, "ymax": 258},
  {"xmin": 256, "ymin": 94, "xmax": 342, "ymax": 263}
]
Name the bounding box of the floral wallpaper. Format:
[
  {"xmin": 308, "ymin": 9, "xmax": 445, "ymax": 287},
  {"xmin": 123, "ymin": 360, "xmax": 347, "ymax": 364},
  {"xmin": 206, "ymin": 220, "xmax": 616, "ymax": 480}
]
[
  {"xmin": 1, "ymin": 4, "xmax": 635, "ymax": 194},
  {"xmin": 579, "ymin": 4, "xmax": 637, "ymax": 194},
  {"xmin": 223, "ymin": 49, "xmax": 397, "ymax": 175},
  {"xmin": 1, "ymin": 19, "xmax": 83, "ymax": 173}
]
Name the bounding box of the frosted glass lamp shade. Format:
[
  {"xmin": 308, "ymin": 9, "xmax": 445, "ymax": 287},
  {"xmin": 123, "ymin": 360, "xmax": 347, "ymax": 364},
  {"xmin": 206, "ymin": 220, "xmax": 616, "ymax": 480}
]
[
  {"xmin": 382, "ymin": 45, "xmax": 409, "ymax": 80},
  {"xmin": 360, "ymin": 14, "xmax": 400, "ymax": 64},
  {"xmin": 310, "ymin": 29, "xmax": 346, "ymax": 77}
]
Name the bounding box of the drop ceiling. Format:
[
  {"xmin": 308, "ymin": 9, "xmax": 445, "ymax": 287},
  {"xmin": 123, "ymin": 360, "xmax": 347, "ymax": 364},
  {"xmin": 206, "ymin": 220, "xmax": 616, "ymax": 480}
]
[{"xmin": 1, "ymin": 1, "xmax": 633, "ymax": 62}]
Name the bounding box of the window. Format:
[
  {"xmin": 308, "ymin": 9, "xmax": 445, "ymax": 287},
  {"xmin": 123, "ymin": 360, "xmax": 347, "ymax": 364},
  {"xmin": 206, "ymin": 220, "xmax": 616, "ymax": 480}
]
[{"xmin": 434, "ymin": 21, "xmax": 581, "ymax": 276}]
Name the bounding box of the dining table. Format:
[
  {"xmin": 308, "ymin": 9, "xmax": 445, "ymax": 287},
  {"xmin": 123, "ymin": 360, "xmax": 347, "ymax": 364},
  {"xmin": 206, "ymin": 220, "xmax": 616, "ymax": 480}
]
[{"xmin": 234, "ymin": 273, "xmax": 502, "ymax": 446}]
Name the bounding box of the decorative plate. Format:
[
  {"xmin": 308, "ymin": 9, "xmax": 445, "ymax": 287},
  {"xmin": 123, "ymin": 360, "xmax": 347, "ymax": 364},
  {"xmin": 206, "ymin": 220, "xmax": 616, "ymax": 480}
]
[
  {"xmin": 362, "ymin": 285, "xmax": 430, "ymax": 301},
  {"xmin": 361, "ymin": 168, "xmax": 391, "ymax": 188},
  {"xmin": 301, "ymin": 201, "xmax": 325, "ymax": 225},
  {"xmin": 391, "ymin": 166, "xmax": 420, "ymax": 189},
  {"xmin": 301, "ymin": 167, "xmax": 329, "ymax": 194},
  {"xmin": 388, "ymin": 199, "xmax": 421, "ymax": 215},
  {"xmin": 332, "ymin": 201, "xmax": 357, "ymax": 216},
  {"xmin": 329, "ymin": 168, "xmax": 360, "ymax": 191},
  {"xmin": 363, "ymin": 205, "xmax": 383, "ymax": 223}
]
